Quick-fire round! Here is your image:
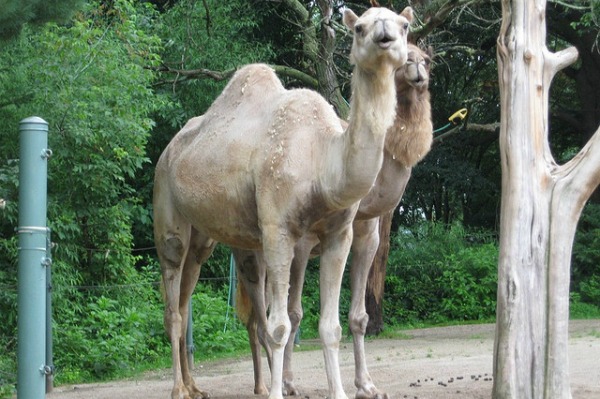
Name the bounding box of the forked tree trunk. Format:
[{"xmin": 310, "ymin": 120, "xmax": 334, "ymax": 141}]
[{"xmin": 493, "ymin": 1, "xmax": 600, "ymax": 398}]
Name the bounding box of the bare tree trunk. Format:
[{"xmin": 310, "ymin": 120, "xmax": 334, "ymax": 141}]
[
  {"xmin": 315, "ymin": 0, "xmax": 350, "ymax": 118},
  {"xmin": 365, "ymin": 210, "xmax": 393, "ymax": 335},
  {"xmin": 493, "ymin": 1, "xmax": 600, "ymax": 398}
]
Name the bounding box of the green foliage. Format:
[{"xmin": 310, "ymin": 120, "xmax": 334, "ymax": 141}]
[
  {"xmin": 52, "ymin": 261, "xmax": 167, "ymax": 383},
  {"xmin": 439, "ymin": 244, "xmax": 498, "ymax": 320},
  {"xmin": 153, "ymin": 0, "xmax": 274, "ymax": 119},
  {"xmin": 570, "ymin": 292, "xmax": 600, "ymax": 319},
  {"xmin": 573, "ymin": 203, "xmax": 600, "ymax": 305},
  {"xmin": 0, "ymin": 0, "xmax": 85, "ymax": 40},
  {"xmin": 0, "ymin": 0, "xmax": 169, "ymax": 393},
  {"xmin": 571, "ymin": 209, "xmax": 599, "ymax": 311},
  {"xmin": 190, "ymin": 288, "xmax": 249, "ymax": 358},
  {"xmin": 384, "ymin": 223, "xmax": 498, "ymax": 325}
]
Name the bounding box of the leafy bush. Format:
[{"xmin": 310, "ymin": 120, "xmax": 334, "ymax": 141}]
[
  {"xmin": 190, "ymin": 288, "xmax": 249, "ymax": 358},
  {"xmin": 573, "ymin": 203, "xmax": 600, "ymax": 305},
  {"xmin": 384, "ymin": 222, "xmax": 498, "ymax": 325},
  {"xmin": 439, "ymin": 243, "xmax": 498, "ymax": 320},
  {"xmin": 53, "ymin": 262, "xmax": 168, "ymax": 383}
]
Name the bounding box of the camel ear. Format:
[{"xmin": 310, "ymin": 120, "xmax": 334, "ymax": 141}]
[
  {"xmin": 343, "ymin": 9, "xmax": 359, "ymax": 30},
  {"xmin": 400, "ymin": 6, "xmax": 414, "ymax": 24},
  {"xmin": 426, "ymin": 46, "xmax": 435, "ymax": 60}
]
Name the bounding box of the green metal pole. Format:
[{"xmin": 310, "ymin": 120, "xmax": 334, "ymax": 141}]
[
  {"xmin": 45, "ymin": 229, "xmax": 54, "ymax": 393},
  {"xmin": 17, "ymin": 116, "xmax": 51, "ymax": 399}
]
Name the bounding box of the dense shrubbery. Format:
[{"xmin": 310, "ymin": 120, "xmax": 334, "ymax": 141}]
[
  {"xmin": 573, "ymin": 203, "xmax": 600, "ymax": 308},
  {"xmin": 0, "ymin": 251, "xmax": 244, "ymax": 396},
  {"xmin": 300, "ymin": 221, "xmax": 600, "ymax": 339},
  {"xmin": 384, "ymin": 223, "xmax": 498, "ymax": 325},
  {"xmin": 299, "ymin": 223, "xmax": 499, "ymax": 338}
]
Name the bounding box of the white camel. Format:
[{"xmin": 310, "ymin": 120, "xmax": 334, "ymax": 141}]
[
  {"xmin": 153, "ymin": 6, "xmax": 413, "ymax": 399},
  {"xmin": 235, "ymin": 43, "xmax": 433, "ymax": 399}
]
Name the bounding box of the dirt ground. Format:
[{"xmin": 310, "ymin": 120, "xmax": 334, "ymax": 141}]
[{"xmin": 47, "ymin": 320, "xmax": 600, "ymax": 399}]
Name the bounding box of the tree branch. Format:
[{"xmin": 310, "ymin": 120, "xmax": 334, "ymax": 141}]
[
  {"xmin": 409, "ymin": 0, "xmax": 478, "ymax": 43},
  {"xmin": 556, "ymin": 123, "xmax": 600, "ymax": 204},
  {"xmin": 544, "ymin": 46, "xmax": 579, "ymax": 81},
  {"xmin": 148, "ymin": 64, "xmax": 319, "ymax": 89}
]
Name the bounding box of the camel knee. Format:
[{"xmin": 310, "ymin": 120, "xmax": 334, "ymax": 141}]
[
  {"xmin": 349, "ymin": 311, "xmax": 369, "ymax": 336},
  {"xmin": 159, "ymin": 234, "xmax": 186, "ymax": 269},
  {"xmin": 319, "ymin": 322, "xmax": 342, "ymax": 347},
  {"xmin": 267, "ymin": 317, "xmax": 291, "ymax": 349},
  {"xmin": 288, "ymin": 309, "xmax": 303, "ymax": 331},
  {"xmin": 164, "ymin": 311, "xmax": 183, "ymax": 340}
]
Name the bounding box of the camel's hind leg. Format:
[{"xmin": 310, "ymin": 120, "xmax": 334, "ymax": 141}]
[
  {"xmin": 282, "ymin": 235, "xmax": 316, "ymax": 395},
  {"xmin": 179, "ymin": 229, "xmax": 216, "ymax": 398},
  {"xmin": 156, "ymin": 215, "xmax": 215, "ymax": 399},
  {"xmin": 349, "ymin": 217, "xmax": 387, "ymax": 399},
  {"xmin": 233, "ymin": 248, "xmax": 270, "ymax": 395}
]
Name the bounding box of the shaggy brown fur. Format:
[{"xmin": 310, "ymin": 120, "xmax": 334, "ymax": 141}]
[{"xmin": 385, "ymin": 43, "xmax": 433, "ymax": 167}]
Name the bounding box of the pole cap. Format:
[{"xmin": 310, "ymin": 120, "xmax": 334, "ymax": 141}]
[{"xmin": 20, "ymin": 116, "xmax": 48, "ymax": 128}]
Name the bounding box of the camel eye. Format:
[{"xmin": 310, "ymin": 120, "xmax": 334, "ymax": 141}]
[
  {"xmin": 355, "ymin": 24, "xmax": 363, "ymax": 35},
  {"xmin": 403, "ymin": 22, "xmax": 409, "ymax": 31}
]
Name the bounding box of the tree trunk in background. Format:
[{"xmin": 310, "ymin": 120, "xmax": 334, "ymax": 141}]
[
  {"xmin": 493, "ymin": 0, "xmax": 600, "ymax": 398},
  {"xmin": 315, "ymin": 0, "xmax": 350, "ymax": 118},
  {"xmin": 365, "ymin": 210, "xmax": 393, "ymax": 335}
]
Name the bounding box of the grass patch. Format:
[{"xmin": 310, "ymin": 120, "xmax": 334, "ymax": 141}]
[
  {"xmin": 570, "ymin": 300, "xmax": 600, "ymax": 319},
  {"xmin": 371, "ymin": 329, "xmax": 413, "ymax": 340}
]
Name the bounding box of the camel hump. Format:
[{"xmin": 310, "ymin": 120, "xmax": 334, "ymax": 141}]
[{"xmin": 211, "ymin": 63, "xmax": 285, "ymax": 110}]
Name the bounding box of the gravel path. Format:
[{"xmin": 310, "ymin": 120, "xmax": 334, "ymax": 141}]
[{"xmin": 47, "ymin": 320, "xmax": 600, "ymax": 399}]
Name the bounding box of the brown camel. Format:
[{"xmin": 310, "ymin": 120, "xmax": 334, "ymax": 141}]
[
  {"xmin": 235, "ymin": 43, "xmax": 433, "ymax": 399},
  {"xmin": 153, "ymin": 6, "xmax": 413, "ymax": 399}
]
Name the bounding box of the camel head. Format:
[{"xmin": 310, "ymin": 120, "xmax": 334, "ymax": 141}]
[
  {"xmin": 343, "ymin": 6, "xmax": 414, "ymax": 72},
  {"xmin": 395, "ymin": 43, "xmax": 432, "ymax": 92}
]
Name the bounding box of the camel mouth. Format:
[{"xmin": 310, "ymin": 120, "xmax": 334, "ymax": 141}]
[
  {"xmin": 410, "ymin": 79, "xmax": 428, "ymax": 89},
  {"xmin": 377, "ymin": 37, "xmax": 394, "ymax": 49}
]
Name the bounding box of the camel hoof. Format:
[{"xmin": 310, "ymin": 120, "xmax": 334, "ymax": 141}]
[
  {"xmin": 255, "ymin": 384, "xmax": 269, "ymax": 395},
  {"xmin": 355, "ymin": 388, "xmax": 388, "ymax": 399},
  {"xmin": 194, "ymin": 389, "xmax": 210, "ymax": 399},
  {"xmin": 171, "ymin": 387, "xmax": 192, "ymax": 399},
  {"xmin": 282, "ymin": 380, "xmax": 300, "ymax": 396},
  {"xmin": 187, "ymin": 386, "xmax": 210, "ymax": 399}
]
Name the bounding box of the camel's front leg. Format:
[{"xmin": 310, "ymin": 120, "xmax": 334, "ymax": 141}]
[
  {"xmin": 319, "ymin": 224, "xmax": 354, "ymax": 399},
  {"xmin": 261, "ymin": 228, "xmax": 295, "ymax": 399},
  {"xmin": 349, "ymin": 218, "xmax": 387, "ymax": 399}
]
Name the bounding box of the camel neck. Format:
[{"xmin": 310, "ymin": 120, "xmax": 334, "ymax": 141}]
[{"xmin": 324, "ymin": 66, "xmax": 397, "ymax": 209}]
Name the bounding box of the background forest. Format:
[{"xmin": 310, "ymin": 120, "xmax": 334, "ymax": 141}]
[{"xmin": 1, "ymin": 0, "xmax": 599, "ymax": 396}]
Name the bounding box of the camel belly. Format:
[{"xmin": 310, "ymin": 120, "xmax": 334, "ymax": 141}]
[{"xmin": 169, "ymin": 164, "xmax": 263, "ymax": 249}]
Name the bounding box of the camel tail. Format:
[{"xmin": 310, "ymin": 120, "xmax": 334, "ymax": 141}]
[{"xmin": 235, "ymin": 274, "xmax": 253, "ymax": 326}]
